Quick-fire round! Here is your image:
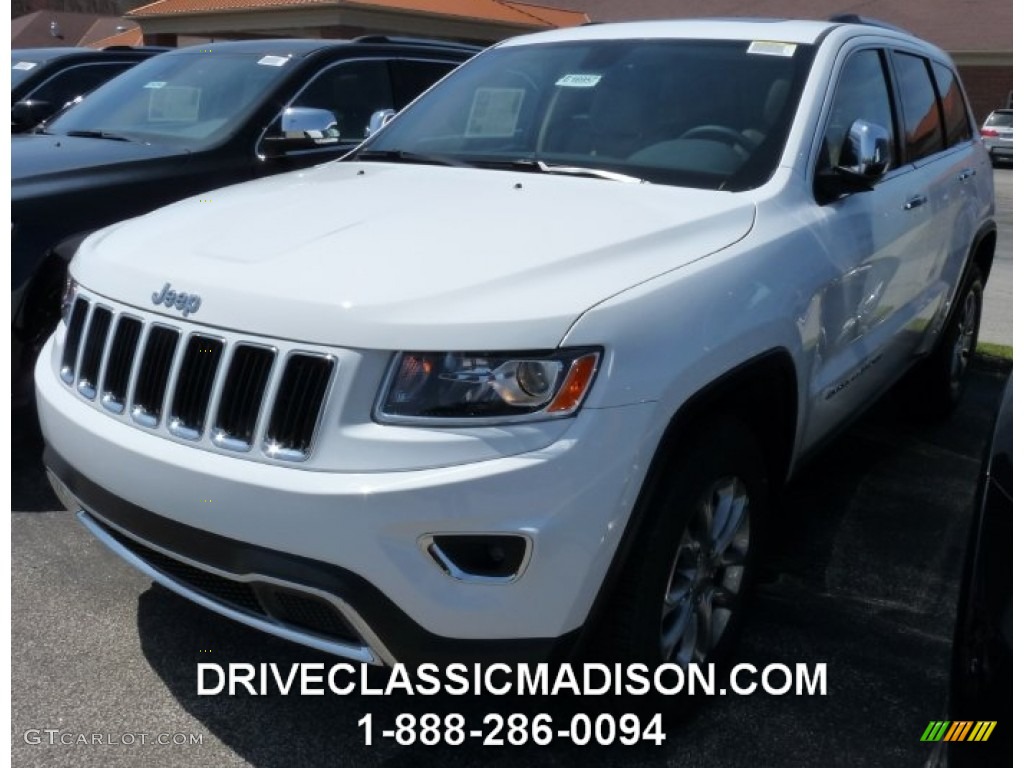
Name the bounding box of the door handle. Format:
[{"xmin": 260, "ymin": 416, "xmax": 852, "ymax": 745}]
[
  {"xmin": 903, "ymin": 195, "xmax": 928, "ymax": 211},
  {"xmin": 957, "ymin": 168, "xmax": 976, "ymax": 181}
]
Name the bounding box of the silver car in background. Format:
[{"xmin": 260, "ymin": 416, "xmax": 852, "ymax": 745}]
[{"xmin": 981, "ymin": 109, "xmax": 1012, "ymax": 165}]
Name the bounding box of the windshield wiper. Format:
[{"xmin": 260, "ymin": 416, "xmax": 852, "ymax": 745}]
[
  {"xmin": 353, "ymin": 149, "xmax": 469, "ymax": 168},
  {"xmin": 64, "ymin": 130, "xmax": 132, "ymax": 142},
  {"xmin": 521, "ymin": 160, "xmax": 646, "ymax": 183}
]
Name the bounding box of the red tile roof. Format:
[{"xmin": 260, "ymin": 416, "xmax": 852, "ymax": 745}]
[
  {"xmin": 498, "ymin": 1, "xmax": 586, "ymax": 27},
  {"xmin": 127, "ymin": 0, "xmax": 587, "ymax": 28},
  {"xmin": 86, "ymin": 26, "xmax": 145, "ymax": 48},
  {"xmin": 80, "ymin": 18, "xmax": 142, "ymax": 47},
  {"xmin": 128, "ymin": 0, "xmax": 336, "ymax": 16}
]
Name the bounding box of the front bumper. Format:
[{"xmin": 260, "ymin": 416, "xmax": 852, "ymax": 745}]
[{"xmin": 37, "ymin": 338, "xmax": 657, "ymax": 664}]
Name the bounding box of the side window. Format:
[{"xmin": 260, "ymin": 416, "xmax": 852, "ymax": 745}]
[
  {"xmin": 892, "ymin": 52, "xmax": 944, "ymax": 161},
  {"xmin": 27, "ymin": 63, "xmax": 133, "ymax": 108},
  {"xmin": 390, "ymin": 60, "xmax": 457, "ymax": 109},
  {"xmin": 291, "ymin": 60, "xmax": 394, "ymax": 141},
  {"xmin": 822, "ymin": 49, "xmax": 897, "ymax": 169},
  {"xmin": 931, "ymin": 62, "xmax": 972, "ymax": 147}
]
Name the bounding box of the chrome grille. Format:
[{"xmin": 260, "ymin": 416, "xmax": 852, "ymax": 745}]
[
  {"xmin": 265, "ymin": 355, "xmax": 335, "ymax": 461},
  {"xmin": 77, "ymin": 306, "xmax": 112, "ymax": 399},
  {"xmin": 101, "ymin": 317, "xmax": 143, "ymax": 414},
  {"xmin": 58, "ymin": 296, "xmax": 334, "ymax": 462},
  {"xmin": 60, "ymin": 297, "xmax": 89, "ymax": 383},
  {"xmin": 169, "ymin": 335, "xmax": 224, "ymax": 440},
  {"xmin": 131, "ymin": 326, "xmax": 179, "ymax": 427},
  {"xmin": 213, "ymin": 345, "xmax": 275, "ymax": 452}
]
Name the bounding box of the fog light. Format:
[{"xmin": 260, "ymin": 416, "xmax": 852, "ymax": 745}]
[{"xmin": 421, "ymin": 534, "xmax": 531, "ymax": 583}]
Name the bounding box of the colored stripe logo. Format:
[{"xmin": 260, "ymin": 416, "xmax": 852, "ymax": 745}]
[{"xmin": 920, "ymin": 721, "xmax": 996, "ymax": 742}]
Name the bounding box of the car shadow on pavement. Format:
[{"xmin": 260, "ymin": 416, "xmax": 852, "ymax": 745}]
[{"xmin": 124, "ymin": 362, "xmax": 1005, "ymax": 768}]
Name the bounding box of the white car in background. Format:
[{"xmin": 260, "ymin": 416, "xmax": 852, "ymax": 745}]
[{"xmin": 980, "ymin": 108, "xmax": 1013, "ymax": 165}]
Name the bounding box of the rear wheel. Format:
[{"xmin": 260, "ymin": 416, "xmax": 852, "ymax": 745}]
[
  {"xmin": 910, "ymin": 263, "xmax": 984, "ymax": 417},
  {"xmin": 601, "ymin": 416, "xmax": 768, "ymax": 672}
]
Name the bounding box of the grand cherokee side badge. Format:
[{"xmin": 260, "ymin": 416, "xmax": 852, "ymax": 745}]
[{"xmin": 152, "ymin": 282, "xmax": 202, "ymax": 317}]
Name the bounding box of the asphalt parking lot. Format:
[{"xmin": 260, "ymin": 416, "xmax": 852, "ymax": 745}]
[
  {"xmin": 979, "ymin": 167, "xmax": 1013, "ymax": 345},
  {"xmin": 11, "ymin": 168, "xmax": 1014, "ymax": 768}
]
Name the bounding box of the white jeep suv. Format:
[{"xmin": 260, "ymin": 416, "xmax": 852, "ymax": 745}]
[{"xmin": 38, "ymin": 18, "xmax": 996, "ymax": 668}]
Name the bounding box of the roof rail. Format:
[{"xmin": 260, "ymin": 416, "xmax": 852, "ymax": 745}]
[
  {"xmin": 351, "ymin": 35, "xmax": 481, "ymax": 52},
  {"xmin": 828, "ymin": 14, "xmax": 914, "ymax": 36}
]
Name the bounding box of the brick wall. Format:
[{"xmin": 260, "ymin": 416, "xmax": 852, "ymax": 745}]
[{"xmin": 958, "ymin": 66, "xmax": 1012, "ymax": 124}]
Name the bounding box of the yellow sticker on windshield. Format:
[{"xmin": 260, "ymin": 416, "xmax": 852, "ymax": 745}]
[{"xmin": 748, "ymin": 41, "xmax": 797, "ymax": 57}]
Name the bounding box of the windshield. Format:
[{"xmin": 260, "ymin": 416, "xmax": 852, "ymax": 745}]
[
  {"xmin": 361, "ymin": 39, "xmax": 813, "ymax": 191},
  {"xmin": 46, "ymin": 51, "xmax": 294, "ymax": 148}
]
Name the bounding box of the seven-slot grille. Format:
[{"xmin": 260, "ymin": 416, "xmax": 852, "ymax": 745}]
[{"xmin": 60, "ymin": 295, "xmax": 335, "ymax": 461}]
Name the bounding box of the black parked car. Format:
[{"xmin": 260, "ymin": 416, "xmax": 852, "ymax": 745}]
[
  {"xmin": 946, "ymin": 373, "xmax": 1012, "ymax": 767},
  {"xmin": 12, "ymin": 37, "xmax": 478, "ymax": 411},
  {"xmin": 12, "ymin": 46, "xmax": 168, "ymax": 132}
]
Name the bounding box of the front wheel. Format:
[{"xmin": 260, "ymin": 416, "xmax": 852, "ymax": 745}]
[{"xmin": 599, "ymin": 416, "xmax": 768, "ymax": 671}]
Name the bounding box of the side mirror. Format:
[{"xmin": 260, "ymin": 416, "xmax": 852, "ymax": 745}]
[
  {"xmin": 365, "ymin": 108, "xmax": 396, "ymax": 137},
  {"xmin": 11, "ymin": 99, "xmax": 53, "ymax": 132},
  {"xmin": 837, "ymin": 119, "xmax": 891, "ymax": 181},
  {"xmin": 815, "ymin": 119, "xmax": 892, "ymax": 201},
  {"xmin": 261, "ymin": 107, "xmax": 340, "ymax": 157}
]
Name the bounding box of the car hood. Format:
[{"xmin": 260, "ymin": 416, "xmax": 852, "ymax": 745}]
[
  {"xmin": 73, "ymin": 161, "xmax": 756, "ymax": 349},
  {"xmin": 11, "ymin": 134, "xmax": 188, "ymax": 187}
]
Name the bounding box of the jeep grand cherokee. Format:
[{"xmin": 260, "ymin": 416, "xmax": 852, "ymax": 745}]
[{"xmin": 39, "ymin": 18, "xmax": 995, "ymax": 669}]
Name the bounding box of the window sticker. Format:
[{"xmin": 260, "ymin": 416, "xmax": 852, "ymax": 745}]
[
  {"xmin": 465, "ymin": 87, "xmax": 524, "ymax": 138},
  {"xmin": 555, "ymin": 73, "xmax": 602, "ymax": 88},
  {"xmin": 258, "ymin": 55, "xmax": 289, "ymax": 67},
  {"xmin": 13, "ymin": 61, "xmax": 38, "ymax": 71},
  {"xmin": 747, "ymin": 41, "xmax": 797, "ymax": 57},
  {"xmin": 143, "ymin": 81, "xmax": 167, "ymax": 89},
  {"xmin": 147, "ymin": 85, "xmax": 201, "ymax": 122}
]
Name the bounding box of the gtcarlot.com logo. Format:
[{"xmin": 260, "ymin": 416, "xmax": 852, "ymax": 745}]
[{"xmin": 920, "ymin": 721, "xmax": 997, "ymax": 743}]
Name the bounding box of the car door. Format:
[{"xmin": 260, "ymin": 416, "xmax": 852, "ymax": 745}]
[
  {"xmin": 889, "ymin": 52, "xmax": 986, "ymax": 353},
  {"xmin": 801, "ymin": 45, "xmax": 935, "ymax": 449}
]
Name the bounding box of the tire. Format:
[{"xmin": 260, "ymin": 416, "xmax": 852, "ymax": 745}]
[
  {"xmin": 600, "ymin": 416, "xmax": 768, "ymax": 672},
  {"xmin": 909, "ymin": 263, "xmax": 984, "ymax": 417}
]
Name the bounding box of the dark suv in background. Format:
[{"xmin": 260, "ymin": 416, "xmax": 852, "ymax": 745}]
[
  {"xmin": 11, "ymin": 46, "xmax": 168, "ymax": 132},
  {"xmin": 12, "ymin": 36, "xmax": 478, "ymax": 413}
]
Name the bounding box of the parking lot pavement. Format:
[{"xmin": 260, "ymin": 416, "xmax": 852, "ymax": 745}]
[
  {"xmin": 979, "ymin": 166, "xmax": 1012, "ymax": 346},
  {"xmin": 11, "ymin": 362, "xmax": 1009, "ymax": 768}
]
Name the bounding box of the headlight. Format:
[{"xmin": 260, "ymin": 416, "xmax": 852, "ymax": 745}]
[{"xmin": 375, "ymin": 348, "xmax": 601, "ymax": 425}]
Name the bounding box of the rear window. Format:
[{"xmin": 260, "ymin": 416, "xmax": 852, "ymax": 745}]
[{"xmin": 986, "ymin": 111, "xmax": 1013, "ymax": 127}]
